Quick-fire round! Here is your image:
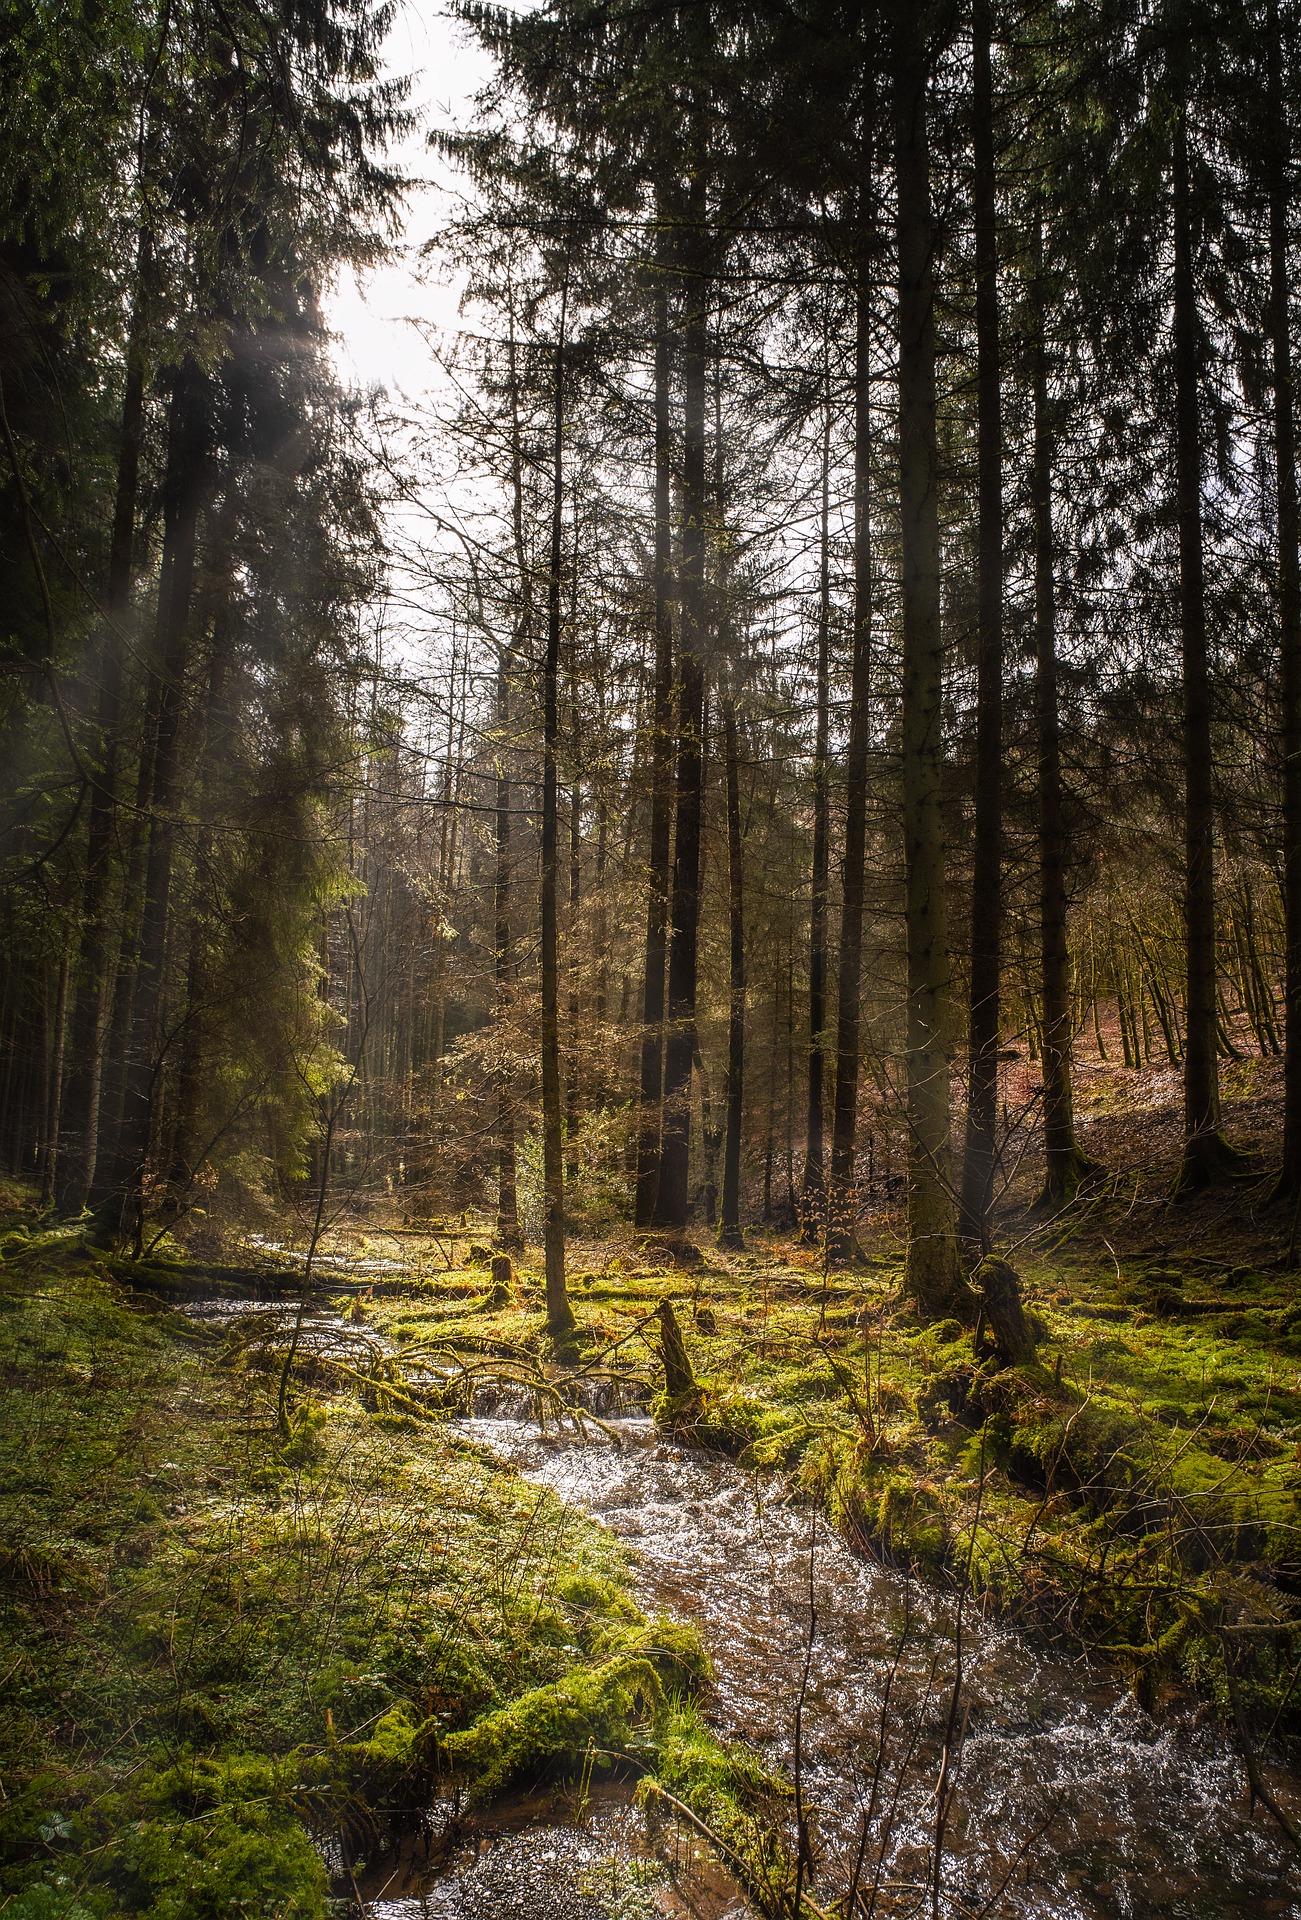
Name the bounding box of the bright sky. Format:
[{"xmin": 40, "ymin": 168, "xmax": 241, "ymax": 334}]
[{"xmin": 326, "ymin": 1, "xmax": 494, "ymax": 402}]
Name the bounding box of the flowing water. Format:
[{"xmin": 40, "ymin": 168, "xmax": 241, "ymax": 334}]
[
  {"xmin": 425, "ymin": 1405, "xmax": 1301, "ymax": 1920},
  {"xmin": 180, "ymin": 1292, "xmax": 1301, "ymax": 1917}
]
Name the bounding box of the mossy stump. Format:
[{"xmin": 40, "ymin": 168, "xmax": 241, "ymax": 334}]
[
  {"xmin": 974, "ymin": 1255, "xmax": 1038, "ymax": 1369},
  {"xmin": 488, "ymin": 1252, "xmax": 513, "ymax": 1307},
  {"xmin": 656, "ymin": 1299, "xmax": 704, "ymax": 1428}
]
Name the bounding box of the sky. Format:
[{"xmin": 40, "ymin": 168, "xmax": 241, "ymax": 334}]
[{"xmin": 325, "ymin": 1, "xmax": 495, "ymax": 404}]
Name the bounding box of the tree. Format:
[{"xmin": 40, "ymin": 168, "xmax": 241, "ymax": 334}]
[
  {"xmin": 894, "ymin": 0, "xmax": 964, "ymax": 1316},
  {"xmin": 957, "ymin": 0, "xmax": 1006, "ymax": 1250},
  {"xmin": 541, "ymin": 322, "xmax": 575, "ymax": 1332}
]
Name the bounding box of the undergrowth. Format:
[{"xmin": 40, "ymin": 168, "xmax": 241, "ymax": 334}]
[
  {"xmin": 360, "ymin": 1217, "xmax": 1301, "ymax": 1753},
  {"xmin": 0, "ymin": 1214, "xmax": 761, "ymax": 1917}
]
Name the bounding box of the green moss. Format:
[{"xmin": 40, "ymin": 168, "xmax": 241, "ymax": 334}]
[
  {"xmin": 0, "ymin": 1223, "xmax": 722, "ymax": 1914},
  {"xmin": 435, "ymin": 1616, "xmax": 707, "ymax": 1802}
]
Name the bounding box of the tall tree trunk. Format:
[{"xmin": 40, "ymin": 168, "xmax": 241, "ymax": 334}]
[
  {"xmin": 801, "ymin": 349, "xmax": 833, "ymax": 1238},
  {"xmin": 1031, "ymin": 234, "xmax": 1094, "ymax": 1206},
  {"xmin": 958, "ymin": 0, "xmax": 1004, "ymax": 1249},
  {"xmin": 636, "ymin": 277, "xmax": 676, "ymax": 1228},
  {"xmin": 894, "ymin": 0, "xmax": 964, "ymax": 1315},
  {"xmin": 720, "ymin": 687, "xmax": 746, "ymax": 1248},
  {"xmin": 497, "ymin": 313, "xmax": 533, "ymax": 1248},
  {"xmin": 827, "ymin": 182, "xmax": 875, "ymax": 1264},
  {"xmin": 57, "ymin": 247, "xmax": 150, "ymax": 1211},
  {"xmin": 426, "ymin": 638, "xmax": 463, "ymax": 1181},
  {"xmin": 494, "ymin": 646, "xmax": 523, "ymax": 1250},
  {"xmin": 163, "ymin": 604, "xmax": 234, "ymax": 1216},
  {"xmin": 1268, "ymin": 0, "xmax": 1301, "ymax": 1200},
  {"xmin": 566, "ymin": 761, "xmax": 582, "ymax": 1177},
  {"xmin": 654, "ymin": 172, "xmax": 709, "ymax": 1237},
  {"xmin": 101, "ymin": 356, "xmax": 210, "ymax": 1247},
  {"xmin": 39, "ymin": 946, "xmax": 70, "ymax": 1207},
  {"xmin": 1172, "ymin": 109, "xmax": 1235, "ymax": 1187},
  {"xmin": 541, "ymin": 328, "xmax": 573, "ymax": 1332}
]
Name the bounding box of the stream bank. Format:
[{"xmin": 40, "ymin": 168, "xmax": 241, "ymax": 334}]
[
  {"xmin": 6, "ymin": 1205, "xmax": 1301, "ymax": 1919},
  {"xmin": 0, "ymin": 1223, "xmax": 748, "ymax": 1920},
  {"xmin": 429, "ymin": 1406, "xmax": 1301, "ymax": 1919}
]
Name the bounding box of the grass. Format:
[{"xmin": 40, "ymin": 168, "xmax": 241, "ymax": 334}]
[{"xmin": 0, "ymin": 1204, "xmax": 772, "ymax": 1918}]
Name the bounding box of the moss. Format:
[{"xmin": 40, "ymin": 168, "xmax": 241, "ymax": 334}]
[
  {"xmin": 649, "ymin": 1701, "xmax": 795, "ymax": 1909},
  {"xmin": 0, "ymin": 1223, "xmax": 723, "ymax": 1914},
  {"xmin": 434, "ymin": 1620, "xmax": 704, "ymax": 1802}
]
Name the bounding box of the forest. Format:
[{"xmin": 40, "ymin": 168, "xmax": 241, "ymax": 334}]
[{"xmin": 4, "ymin": 0, "xmax": 1301, "ymax": 1914}]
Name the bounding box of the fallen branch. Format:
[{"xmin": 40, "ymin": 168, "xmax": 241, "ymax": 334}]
[{"xmin": 1221, "ymin": 1634, "xmax": 1301, "ymax": 1854}]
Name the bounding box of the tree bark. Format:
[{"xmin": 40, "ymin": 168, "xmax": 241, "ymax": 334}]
[
  {"xmin": 101, "ymin": 355, "xmax": 211, "ymax": 1247},
  {"xmin": 720, "ymin": 687, "xmax": 745, "ymax": 1248},
  {"xmin": 497, "ymin": 314, "xmax": 532, "ymax": 1249},
  {"xmin": 163, "ymin": 587, "xmax": 235, "ymax": 1215},
  {"xmin": 1172, "ymin": 109, "xmax": 1235, "ymax": 1187},
  {"xmin": 1031, "ymin": 234, "xmax": 1095, "ymax": 1206},
  {"xmin": 958, "ymin": 0, "xmax": 1004, "ymax": 1250},
  {"xmin": 635, "ymin": 278, "xmax": 676, "ymax": 1228},
  {"xmin": 39, "ymin": 946, "xmax": 70, "ymax": 1207},
  {"xmin": 542, "ymin": 327, "xmax": 573, "ymax": 1332},
  {"xmin": 494, "ymin": 643, "xmax": 523, "ymax": 1251},
  {"xmin": 566, "ymin": 760, "xmax": 582, "ymax": 1178},
  {"xmin": 57, "ymin": 246, "xmax": 150, "ymax": 1211},
  {"xmin": 801, "ymin": 350, "xmax": 833, "ymax": 1239},
  {"xmin": 975, "ymin": 1255, "xmax": 1036, "ymax": 1368},
  {"xmin": 654, "ymin": 167, "xmax": 709, "ymax": 1237},
  {"xmin": 894, "ymin": 0, "xmax": 964, "ymax": 1316},
  {"xmin": 1268, "ymin": 0, "xmax": 1301, "ymax": 1200},
  {"xmin": 827, "ymin": 186, "xmax": 874, "ymax": 1264}
]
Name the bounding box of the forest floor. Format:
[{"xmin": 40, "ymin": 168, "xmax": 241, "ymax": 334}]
[
  {"xmin": 4, "ymin": 1056, "xmax": 1301, "ymax": 1914},
  {"xmin": 345, "ymin": 1047, "xmax": 1301, "ymax": 1762},
  {"xmin": 0, "ymin": 1194, "xmax": 776, "ymax": 1920}
]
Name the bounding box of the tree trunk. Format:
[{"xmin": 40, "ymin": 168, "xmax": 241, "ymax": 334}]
[
  {"xmin": 657, "ymin": 1297, "xmax": 698, "ymax": 1406},
  {"xmin": 497, "ymin": 317, "xmax": 532, "ymax": 1249},
  {"xmin": 975, "ymin": 1255, "xmax": 1036, "ymax": 1368},
  {"xmin": 566, "ymin": 763, "xmax": 582, "ymax": 1179},
  {"xmin": 654, "ymin": 170, "xmax": 709, "ymax": 1237},
  {"xmin": 494, "ymin": 644, "xmax": 523, "ymax": 1251},
  {"xmin": 958, "ymin": 0, "xmax": 1004, "ymax": 1250},
  {"xmin": 1269, "ymin": 0, "xmax": 1301, "ymax": 1199},
  {"xmin": 827, "ymin": 189, "xmax": 874, "ymax": 1264},
  {"xmin": 57, "ymin": 247, "xmax": 149, "ymax": 1211},
  {"xmin": 894, "ymin": 0, "xmax": 964, "ymax": 1316},
  {"xmin": 102, "ymin": 356, "xmax": 210, "ymax": 1248},
  {"xmin": 720, "ymin": 687, "xmax": 746, "ymax": 1248},
  {"xmin": 1031, "ymin": 231, "xmax": 1095, "ymax": 1206},
  {"xmin": 542, "ymin": 328, "xmax": 573, "ymax": 1333},
  {"xmin": 163, "ymin": 594, "xmax": 235, "ymax": 1216},
  {"xmin": 636, "ymin": 278, "xmax": 676, "ymax": 1229},
  {"xmin": 39, "ymin": 946, "xmax": 70, "ymax": 1207},
  {"xmin": 1172, "ymin": 110, "xmax": 1235, "ymax": 1188},
  {"xmin": 801, "ymin": 349, "xmax": 833, "ymax": 1238}
]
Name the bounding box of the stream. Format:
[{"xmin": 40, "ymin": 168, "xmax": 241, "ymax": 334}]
[
  {"xmin": 181, "ymin": 1292, "xmax": 1301, "ymax": 1916},
  {"xmin": 399, "ymin": 1406, "xmax": 1301, "ymax": 1920}
]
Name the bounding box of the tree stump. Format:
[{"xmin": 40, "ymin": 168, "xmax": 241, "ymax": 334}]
[
  {"xmin": 488, "ymin": 1252, "xmax": 513, "ymax": 1306},
  {"xmin": 974, "ymin": 1255, "xmax": 1037, "ymax": 1368},
  {"xmin": 657, "ymin": 1298, "xmax": 697, "ymax": 1400}
]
